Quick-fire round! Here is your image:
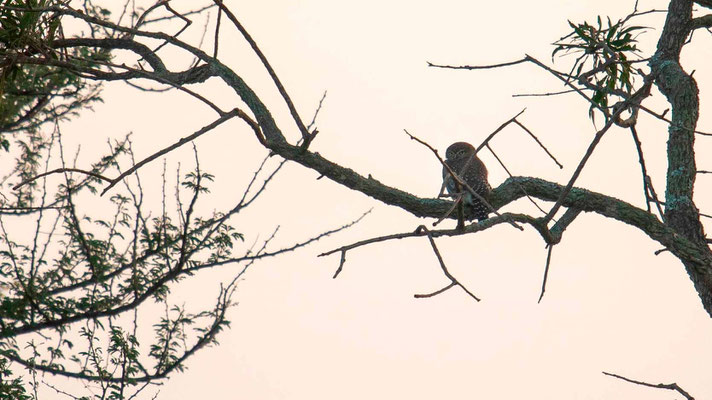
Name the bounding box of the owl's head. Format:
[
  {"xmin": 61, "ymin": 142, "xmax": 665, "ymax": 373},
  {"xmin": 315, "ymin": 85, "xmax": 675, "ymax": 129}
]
[{"xmin": 445, "ymin": 142, "xmax": 476, "ymax": 161}]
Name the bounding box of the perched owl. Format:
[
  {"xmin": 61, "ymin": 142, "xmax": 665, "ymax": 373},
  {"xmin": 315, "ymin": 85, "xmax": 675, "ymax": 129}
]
[{"xmin": 443, "ymin": 142, "xmax": 492, "ymax": 221}]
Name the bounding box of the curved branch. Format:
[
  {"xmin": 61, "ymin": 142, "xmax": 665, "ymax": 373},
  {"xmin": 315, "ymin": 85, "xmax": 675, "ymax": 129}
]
[{"xmin": 51, "ymin": 38, "xmax": 167, "ymax": 73}]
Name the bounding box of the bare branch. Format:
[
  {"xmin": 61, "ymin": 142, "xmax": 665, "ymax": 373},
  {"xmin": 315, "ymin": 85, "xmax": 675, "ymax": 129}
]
[
  {"xmin": 427, "ymin": 58, "xmax": 529, "ymax": 70},
  {"xmin": 332, "ymin": 250, "xmax": 347, "ymax": 279},
  {"xmin": 183, "ymin": 208, "xmax": 373, "ymax": 274},
  {"xmin": 542, "ymin": 116, "xmax": 617, "ymax": 224},
  {"xmin": 474, "ymin": 109, "xmax": 526, "ymax": 152},
  {"xmin": 512, "ymin": 119, "xmax": 563, "ymax": 169},
  {"xmin": 538, "ymin": 245, "xmax": 554, "ymax": 303},
  {"xmin": 100, "ymin": 109, "xmax": 249, "ymax": 196},
  {"xmin": 319, "ymin": 213, "xmax": 543, "ymax": 259},
  {"xmin": 211, "ymin": 0, "xmax": 311, "ymax": 142},
  {"xmin": 486, "ymin": 143, "xmax": 548, "ymax": 216},
  {"xmin": 415, "ymin": 225, "xmax": 480, "ymax": 301},
  {"xmin": 307, "ymin": 90, "xmax": 328, "ymax": 132},
  {"xmin": 629, "ymin": 126, "xmax": 665, "ymax": 219},
  {"xmin": 602, "ymin": 371, "xmax": 695, "ymax": 400},
  {"xmin": 512, "ymin": 88, "xmax": 577, "ymax": 97},
  {"xmin": 13, "ymin": 168, "xmax": 111, "ymax": 191},
  {"xmin": 691, "ymin": 14, "xmax": 712, "ymax": 29},
  {"xmin": 414, "ymin": 282, "xmax": 456, "ymax": 298}
]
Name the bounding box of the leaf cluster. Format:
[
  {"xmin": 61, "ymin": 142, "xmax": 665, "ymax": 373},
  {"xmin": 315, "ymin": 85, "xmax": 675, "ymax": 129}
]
[{"xmin": 552, "ymin": 16, "xmax": 647, "ymax": 121}]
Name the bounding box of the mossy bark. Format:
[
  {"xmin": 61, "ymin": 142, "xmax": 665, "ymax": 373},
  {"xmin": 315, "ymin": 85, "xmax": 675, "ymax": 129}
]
[{"xmin": 647, "ymin": 0, "xmax": 712, "ymax": 315}]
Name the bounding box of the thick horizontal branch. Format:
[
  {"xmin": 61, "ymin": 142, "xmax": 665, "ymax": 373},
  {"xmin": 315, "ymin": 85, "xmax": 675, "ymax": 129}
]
[
  {"xmin": 274, "ymin": 134, "xmax": 710, "ymax": 270},
  {"xmin": 493, "ymin": 177, "xmax": 711, "ymax": 269}
]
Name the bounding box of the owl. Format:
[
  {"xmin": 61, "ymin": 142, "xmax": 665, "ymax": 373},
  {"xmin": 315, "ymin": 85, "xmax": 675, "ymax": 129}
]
[{"xmin": 443, "ymin": 142, "xmax": 492, "ymax": 221}]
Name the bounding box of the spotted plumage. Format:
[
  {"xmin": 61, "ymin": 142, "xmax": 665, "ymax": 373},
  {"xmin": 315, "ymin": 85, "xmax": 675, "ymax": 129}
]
[{"xmin": 443, "ymin": 142, "xmax": 492, "ymax": 221}]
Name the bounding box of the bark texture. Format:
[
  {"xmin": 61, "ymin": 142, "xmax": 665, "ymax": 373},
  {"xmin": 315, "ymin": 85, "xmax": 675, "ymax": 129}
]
[{"xmin": 649, "ymin": 0, "xmax": 712, "ymax": 315}]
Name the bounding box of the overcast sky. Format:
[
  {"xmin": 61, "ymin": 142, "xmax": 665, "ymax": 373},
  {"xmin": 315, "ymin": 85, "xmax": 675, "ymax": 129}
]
[{"xmin": 50, "ymin": 0, "xmax": 712, "ymax": 398}]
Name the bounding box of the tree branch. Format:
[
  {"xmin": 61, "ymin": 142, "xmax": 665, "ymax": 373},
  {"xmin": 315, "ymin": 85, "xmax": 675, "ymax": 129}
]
[
  {"xmin": 602, "ymin": 371, "xmax": 695, "ymax": 400},
  {"xmin": 690, "ymin": 14, "xmax": 712, "ymax": 29}
]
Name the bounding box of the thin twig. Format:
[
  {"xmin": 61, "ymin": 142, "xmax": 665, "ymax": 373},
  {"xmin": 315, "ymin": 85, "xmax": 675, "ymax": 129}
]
[
  {"xmin": 307, "ymin": 90, "xmax": 328, "ymax": 132},
  {"xmin": 629, "ymin": 126, "xmax": 665, "ymax": 219},
  {"xmin": 513, "ymin": 119, "xmax": 563, "ymax": 169},
  {"xmin": 630, "ymin": 125, "xmax": 651, "ymax": 213},
  {"xmin": 100, "ymin": 109, "xmax": 243, "ymax": 195},
  {"xmin": 212, "ymin": 0, "xmax": 310, "ymax": 141},
  {"xmin": 13, "ymin": 168, "xmax": 111, "ymax": 190},
  {"xmin": 332, "ymin": 251, "xmax": 347, "ymax": 278},
  {"xmin": 486, "ymin": 143, "xmax": 548, "ymax": 216},
  {"xmin": 428, "ymin": 58, "xmax": 529, "ymax": 70},
  {"xmin": 414, "ymin": 282, "xmax": 456, "ymax": 298},
  {"xmin": 213, "ymin": 4, "xmax": 222, "ymax": 58},
  {"xmin": 512, "ymin": 89, "xmax": 577, "ymax": 97},
  {"xmin": 415, "ymin": 225, "xmax": 480, "ymax": 301},
  {"xmin": 543, "ymin": 114, "xmax": 619, "ymax": 224},
  {"xmin": 475, "ymin": 109, "xmax": 526, "ymax": 153},
  {"xmin": 538, "ymin": 245, "xmax": 554, "ymax": 303},
  {"xmin": 432, "ymin": 193, "xmax": 464, "ymax": 227},
  {"xmin": 319, "ymin": 212, "xmax": 543, "ymax": 259},
  {"xmin": 602, "ymin": 371, "xmax": 695, "ymax": 400}
]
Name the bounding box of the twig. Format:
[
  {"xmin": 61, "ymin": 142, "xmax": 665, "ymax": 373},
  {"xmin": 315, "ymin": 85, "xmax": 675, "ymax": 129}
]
[
  {"xmin": 307, "ymin": 90, "xmax": 328, "ymax": 132},
  {"xmin": 414, "ymin": 282, "xmax": 456, "ymax": 298},
  {"xmin": 486, "ymin": 143, "xmax": 548, "ymax": 216},
  {"xmin": 645, "ymin": 176, "xmax": 665, "ymax": 218},
  {"xmin": 320, "ymin": 212, "xmax": 543, "ymax": 260},
  {"xmin": 151, "ymin": 2, "xmax": 193, "ymax": 54},
  {"xmin": 543, "ymin": 114, "xmax": 619, "ymax": 224},
  {"xmin": 415, "ymin": 225, "xmax": 480, "ymax": 301},
  {"xmin": 184, "ymin": 209, "xmax": 373, "ymax": 274},
  {"xmin": 513, "ymin": 119, "xmax": 563, "ymax": 169},
  {"xmin": 538, "ymin": 245, "xmax": 554, "ymax": 303},
  {"xmin": 432, "ymin": 193, "xmax": 464, "ymax": 227},
  {"xmin": 475, "ymin": 109, "xmax": 526, "ymax": 153},
  {"xmin": 636, "ymin": 103, "xmax": 712, "ymax": 136},
  {"xmin": 213, "ymin": 4, "xmax": 222, "ymax": 58},
  {"xmin": 332, "ymin": 251, "xmax": 347, "ymax": 278},
  {"xmin": 13, "ymin": 168, "xmax": 111, "ymax": 190},
  {"xmin": 100, "ymin": 109, "xmax": 243, "ymax": 195},
  {"xmin": 602, "ymin": 371, "xmax": 695, "ymax": 400},
  {"xmin": 630, "ymin": 126, "xmax": 664, "ymax": 219},
  {"xmin": 142, "ymin": 4, "xmax": 215, "ymax": 25},
  {"xmin": 212, "ymin": 0, "xmax": 310, "ymax": 141},
  {"xmin": 512, "ymin": 89, "xmax": 577, "ymax": 97},
  {"xmin": 428, "ymin": 58, "xmax": 529, "ymax": 70},
  {"xmin": 630, "ymin": 125, "xmax": 651, "ymax": 213}
]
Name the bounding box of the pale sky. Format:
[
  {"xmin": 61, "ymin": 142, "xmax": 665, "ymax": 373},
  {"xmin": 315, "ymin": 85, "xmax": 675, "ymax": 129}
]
[{"xmin": 37, "ymin": 0, "xmax": 712, "ymax": 398}]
